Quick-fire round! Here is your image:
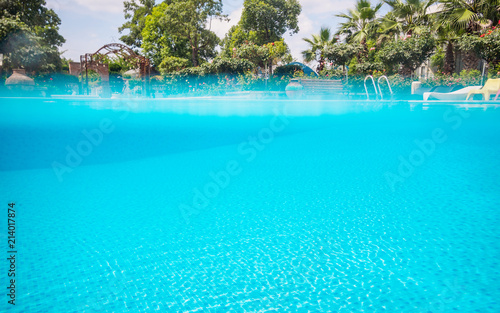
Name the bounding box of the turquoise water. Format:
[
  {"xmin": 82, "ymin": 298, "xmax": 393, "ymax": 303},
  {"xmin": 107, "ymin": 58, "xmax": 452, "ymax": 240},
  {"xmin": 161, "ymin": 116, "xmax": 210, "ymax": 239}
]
[{"xmin": 0, "ymin": 98, "xmax": 499, "ymax": 312}]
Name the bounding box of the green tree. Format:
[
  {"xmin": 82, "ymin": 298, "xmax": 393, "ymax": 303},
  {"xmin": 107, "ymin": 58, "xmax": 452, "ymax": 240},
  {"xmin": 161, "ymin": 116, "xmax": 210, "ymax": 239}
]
[
  {"xmin": 140, "ymin": 2, "xmax": 190, "ymax": 67},
  {"xmin": 265, "ymin": 40, "xmax": 291, "ymax": 67},
  {"xmin": 204, "ymin": 56, "xmax": 253, "ymax": 74},
  {"xmin": 160, "ymin": 0, "xmax": 225, "ymax": 66},
  {"xmin": 232, "ymin": 40, "xmax": 290, "ymax": 74},
  {"xmin": 158, "ymin": 56, "xmax": 191, "ymax": 74},
  {"xmin": 0, "ymin": 0, "xmax": 65, "ymax": 72},
  {"xmin": 119, "ymin": 0, "xmax": 155, "ymax": 49},
  {"xmin": 379, "ymin": 31, "xmax": 436, "ymax": 75},
  {"xmin": 380, "ymin": 0, "xmax": 436, "ymax": 36},
  {"xmin": 235, "ymin": 42, "xmax": 270, "ymax": 69},
  {"xmin": 220, "ymin": 25, "xmax": 261, "ymax": 57},
  {"xmin": 0, "ymin": 0, "xmax": 64, "ymax": 47},
  {"xmin": 434, "ymin": 24, "xmax": 460, "ymax": 74},
  {"xmin": 324, "ymin": 43, "xmax": 361, "ymax": 72},
  {"xmin": 438, "ymin": 0, "xmax": 500, "ymax": 70},
  {"xmin": 439, "ymin": 0, "xmax": 500, "ymax": 33},
  {"xmin": 239, "ymin": 0, "xmax": 301, "ymax": 45},
  {"xmin": 336, "ymin": 0, "xmax": 382, "ymax": 45},
  {"xmin": 302, "ymin": 27, "xmax": 337, "ymax": 72},
  {"xmin": 239, "ymin": 0, "xmax": 301, "ymax": 74},
  {"xmin": 457, "ymin": 26, "xmax": 500, "ymax": 70}
]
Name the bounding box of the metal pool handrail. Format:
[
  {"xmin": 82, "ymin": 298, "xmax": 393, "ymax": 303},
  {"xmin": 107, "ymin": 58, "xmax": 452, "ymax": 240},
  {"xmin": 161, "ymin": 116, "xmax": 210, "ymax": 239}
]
[
  {"xmin": 377, "ymin": 75, "xmax": 393, "ymax": 100},
  {"xmin": 364, "ymin": 75, "xmax": 378, "ymax": 100}
]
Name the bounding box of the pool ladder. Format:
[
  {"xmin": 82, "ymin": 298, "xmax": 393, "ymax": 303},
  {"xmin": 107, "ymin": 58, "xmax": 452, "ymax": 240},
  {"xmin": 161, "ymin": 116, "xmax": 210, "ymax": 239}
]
[{"xmin": 364, "ymin": 75, "xmax": 393, "ymax": 100}]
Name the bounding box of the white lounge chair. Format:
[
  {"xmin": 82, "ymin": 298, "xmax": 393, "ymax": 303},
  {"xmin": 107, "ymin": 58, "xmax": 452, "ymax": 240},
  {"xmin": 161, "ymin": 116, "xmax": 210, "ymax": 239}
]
[{"xmin": 423, "ymin": 86, "xmax": 483, "ymax": 101}]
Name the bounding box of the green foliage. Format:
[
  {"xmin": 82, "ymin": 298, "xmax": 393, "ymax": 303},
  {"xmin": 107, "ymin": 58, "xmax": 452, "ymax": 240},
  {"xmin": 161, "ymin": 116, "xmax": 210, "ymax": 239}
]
[
  {"xmin": 347, "ymin": 57, "xmax": 360, "ymax": 75},
  {"xmin": 384, "ymin": 74, "xmax": 414, "ymax": 95},
  {"xmin": 0, "ymin": 1, "xmax": 64, "ymax": 73},
  {"xmin": 159, "ymin": 0, "xmax": 224, "ymax": 66},
  {"xmin": 177, "ymin": 66, "xmax": 207, "ymax": 77},
  {"xmin": 119, "ymin": 0, "xmax": 155, "ymax": 48},
  {"xmin": 140, "ymin": 2, "xmax": 190, "ymax": 67},
  {"xmin": 318, "ymin": 68, "xmax": 345, "ymax": 79},
  {"xmin": 489, "ymin": 62, "xmax": 500, "ymax": 78},
  {"xmin": 240, "ymin": 0, "xmax": 302, "ymax": 44},
  {"xmin": 237, "ymin": 73, "xmax": 291, "ymax": 91},
  {"xmin": 379, "ymin": 0, "xmax": 436, "ymax": 36},
  {"xmin": 230, "ymin": 40, "xmax": 289, "ymax": 73},
  {"xmin": 302, "ymin": 27, "xmax": 337, "ymax": 64},
  {"xmin": 0, "ymin": 0, "xmax": 65, "ymax": 47},
  {"xmin": 159, "ymin": 57, "xmax": 190, "ymax": 74},
  {"xmin": 265, "ymin": 40, "xmax": 290, "ymax": 64},
  {"xmin": 172, "ymin": 57, "xmax": 253, "ymax": 76},
  {"xmin": 336, "ymin": 0, "xmax": 382, "ymax": 43},
  {"xmin": 345, "ymin": 54, "xmax": 384, "ymax": 75},
  {"xmin": 430, "ymin": 46, "xmax": 445, "ymax": 71},
  {"xmin": 204, "ymin": 57, "xmax": 254, "ymax": 75},
  {"xmin": 126, "ymin": 0, "xmax": 222, "ymax": 67},
  {"xmin": 220, "ymin": 25, "xmax": 261, "ymax": 56},
  {"xmin": 274, "ymin": 64, "xmax": 302, "ymax": 77},
  {"xmin": 457, "ymin": 25, "xmax": 500, "ymax": 66},
  {"xmin": 354, "ymin": 60, "xmax": 385, "ymax": 74},
  {"xmin": 324, "ymin": 43, "xmax": 361, "ymax": 67},
  {"xmin": 235, "ymin": 43, "xmax": 270, "ymax": 68},
  {"xmin": 438, "ymin": 0, "xmax": 500, "ymax": 34},
  {"xmin": 421, "ymin": 69, "xmax": 482, "ymax": 87},
  {"xmin": 378, "ymin": 32, "xmax": 436, "ymax": 74}
]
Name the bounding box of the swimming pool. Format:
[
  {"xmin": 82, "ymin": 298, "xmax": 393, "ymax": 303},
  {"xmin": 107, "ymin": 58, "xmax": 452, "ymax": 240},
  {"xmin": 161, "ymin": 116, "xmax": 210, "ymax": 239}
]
[{"xmin": 1, "ymin": 98, "xmax": 499, "ymax": 312}]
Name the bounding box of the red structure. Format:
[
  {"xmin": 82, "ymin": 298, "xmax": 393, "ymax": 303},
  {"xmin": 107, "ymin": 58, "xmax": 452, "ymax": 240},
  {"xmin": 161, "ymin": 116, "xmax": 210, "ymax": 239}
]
[{"xmin": 70, "ymin": 43, "xmax": 151, "ymax": 96}]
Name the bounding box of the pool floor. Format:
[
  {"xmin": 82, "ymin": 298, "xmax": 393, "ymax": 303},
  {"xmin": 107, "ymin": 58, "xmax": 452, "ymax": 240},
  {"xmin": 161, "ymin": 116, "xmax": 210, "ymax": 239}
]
[{"xmin": 0, "ymin": 99, "xmax": 499, "ymax": 312}]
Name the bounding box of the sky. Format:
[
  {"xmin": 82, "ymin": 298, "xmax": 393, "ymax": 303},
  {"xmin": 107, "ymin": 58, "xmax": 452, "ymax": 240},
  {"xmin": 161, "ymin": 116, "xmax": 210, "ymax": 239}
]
[{"xmin": 45, "ymin": 0, "xmax": 387, "ymax": 64}]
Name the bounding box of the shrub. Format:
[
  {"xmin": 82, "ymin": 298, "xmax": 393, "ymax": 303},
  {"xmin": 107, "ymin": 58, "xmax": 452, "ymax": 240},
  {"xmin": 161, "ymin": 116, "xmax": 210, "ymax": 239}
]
[
  {"xmin": 324, "ymin": 43, "xmax": 361, "ymax": 69},
  {"xmin": 205, "ymin": 57, "xmax": 253, "ymax": 75},
  {"xmin": 430, "ymin": 47, "xmax": 445, "ymax": 72},
  {"xmin": 457, "ymin": 24, "xmax": 500, "ymax": 70},
  {"xmin": 158, "ymin": 57, "xmax": 190, "ymax": 74},
  {"xmin": 34, "ymin": 73, "xmax": 80, "ymax": 94},
  {"xmin": 234, "ymin": 43, "xmax": 270, "ymax": 68},
  {"xmin": 274, "ymin": 64, "xmax": 302, "ymax": 77},
  {"xmin": 379, "ymin": 32, "xmax": 436, "ymax": 76},
  {"xmin": 318, "ymin": 68, "xmax": 344, "ymax": 79},
  {"xmin": 421, "ymin": 70, "xmax": 482, "ymax": 88}
]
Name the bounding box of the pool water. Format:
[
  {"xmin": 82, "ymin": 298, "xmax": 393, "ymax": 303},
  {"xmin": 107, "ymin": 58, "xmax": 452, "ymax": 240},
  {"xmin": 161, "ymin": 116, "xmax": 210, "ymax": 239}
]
[{"xmin": 0, "ymin": 98, "xmax": 499, "ymax": 312}]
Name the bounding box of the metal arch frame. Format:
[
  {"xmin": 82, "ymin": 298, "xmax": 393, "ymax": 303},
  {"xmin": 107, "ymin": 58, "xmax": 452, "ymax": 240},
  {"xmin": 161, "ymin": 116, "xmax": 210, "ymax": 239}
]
[{"xmin": 80, "ymin": 43, "xmax": 151, "ymax": 95}]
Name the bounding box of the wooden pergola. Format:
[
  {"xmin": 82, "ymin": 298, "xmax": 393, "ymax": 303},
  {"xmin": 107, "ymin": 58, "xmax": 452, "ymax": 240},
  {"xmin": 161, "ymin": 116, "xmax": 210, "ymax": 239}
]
[{"xmin": 79, "ymin": 43, "xmax": 151, "ymax": 96}]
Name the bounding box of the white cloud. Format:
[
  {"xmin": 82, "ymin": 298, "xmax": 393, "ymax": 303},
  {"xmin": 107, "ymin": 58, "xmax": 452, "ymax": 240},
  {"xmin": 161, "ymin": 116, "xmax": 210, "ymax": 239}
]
[
  {"xmin": 299, "ymin": 0, "xmax": 354, "ymax": 15},
  {"xmin": 74, "ymin": 0, "xmax": 125, "ymax": 14},
  {"xmin": 209, "ymin": 7, "xmax": 243, "ymax": 39},
  {"xmin": 285, "ymin": 13, "xmax": 313, "ymax": 63}
]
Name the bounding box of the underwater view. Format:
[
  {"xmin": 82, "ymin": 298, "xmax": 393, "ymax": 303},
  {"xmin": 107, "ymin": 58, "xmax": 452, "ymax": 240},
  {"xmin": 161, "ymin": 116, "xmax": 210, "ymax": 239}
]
[{"xmin": 1, "ymin": 98, "xmax": 499, "ymax": 312}]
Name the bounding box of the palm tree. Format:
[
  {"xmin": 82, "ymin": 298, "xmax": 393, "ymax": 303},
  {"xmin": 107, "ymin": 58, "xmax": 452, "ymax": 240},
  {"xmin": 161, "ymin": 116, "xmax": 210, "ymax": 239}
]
[
  {"xmin": 336, "ymin": 0, "xmax": 383, "ymax": 46},
  {"xmin": 439, "ymin": 0, "xmax": 500, "ymax": 33},
  {"xmin": 302, "ymin": 27, "xmax": 337, "ymax": 72},
  {"xmin": 380, "ymin": 0, "xmax": 437, "ymax": 36},
  {"xmin": 435, "ymin": 24, "xmax": 461, "ymax": 74},
  {"xmin": 438, "ymin": 0, "xmax": 500, "ymax": 70}
]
